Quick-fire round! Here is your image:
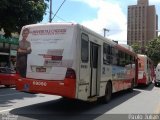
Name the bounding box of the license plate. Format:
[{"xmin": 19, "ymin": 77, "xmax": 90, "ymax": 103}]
[{"xmin": 36, "ymin": 67, "xmax": 46, "ymax": 72}]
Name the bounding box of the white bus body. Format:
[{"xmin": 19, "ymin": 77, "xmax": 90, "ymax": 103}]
[{"xmin": 16, "ymin": 23, "xmax": 138, "ymax": 102}]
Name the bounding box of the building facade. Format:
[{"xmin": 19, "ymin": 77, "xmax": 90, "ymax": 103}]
[{"xmin": 127, "ymin": 0, "xmax": 158, "ymax": 51}]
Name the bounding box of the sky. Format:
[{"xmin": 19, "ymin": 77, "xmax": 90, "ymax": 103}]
[{"xmin": 42, "ymin": 0, "xmax": 160, "ymax": 44}]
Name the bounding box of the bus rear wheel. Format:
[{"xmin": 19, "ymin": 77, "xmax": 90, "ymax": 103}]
[
  {"xmin": 102, "ymin": 82, "xmax": 112, "ymax": 103},
  {"xmin": 129, "ymin": 79, "xmax": 134, "ymax": 92}
]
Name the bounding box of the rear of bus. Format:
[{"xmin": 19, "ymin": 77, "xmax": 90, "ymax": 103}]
[
  {"xmin": 138, "ymin": 54, "xmax": 148, "ymax": 85},
  {"xmin": 16, "ymin": 23, "xmax": 78, "ymax": 99}
]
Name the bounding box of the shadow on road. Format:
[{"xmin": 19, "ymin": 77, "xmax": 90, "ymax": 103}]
[
  {"xmin": 10, "ymin": 90, "xmax": 141, "ymax": 120},
  {"xmin": 0, "ymin": 87, "xmax": 37, "ymax": 108},
  {"xmin": 136, "ymin": 83, "xmax": 155, "ymax": 91},
  {"xmin": 0, "ymin": 85, "xmax": 14, "ymax": 89}
]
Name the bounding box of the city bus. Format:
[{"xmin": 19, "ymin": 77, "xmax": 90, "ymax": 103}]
[
  {"xmin": 137, "ymin": 54, "xmax": 154, "ymax": 85},
  {"xmin": 16, "ymin": 23, "xmax": 138, "ymax": 102}
]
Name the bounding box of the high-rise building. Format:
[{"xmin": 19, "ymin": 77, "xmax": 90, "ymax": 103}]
[{"xmin": 127, "ymin": 0, "xmax": 158, "ymax": 51}]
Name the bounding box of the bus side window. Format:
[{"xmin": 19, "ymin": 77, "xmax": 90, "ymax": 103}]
[
  {"xmin": 81, "ymin": 33, "xmax": 89, "ymax": 63},
  {"xmin": 125, "ymin": 53, "xmax": 130, "ymax": 65},
  {"xmin": 112, "ymin": 47, "xmax": 118, "ymax": 65},
  {"xmin": 103, "ymin": 43, "xmax": 111, "ymax": 65},
  {"xmin": 118, "ymin": 50, "xmax": 125, "ymax": 67}
]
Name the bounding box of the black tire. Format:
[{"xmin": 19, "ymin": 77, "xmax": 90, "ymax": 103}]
[
  {"xmin": 129, "ymin": 79, "xmax": 134, "ymax": 92},
  {"xmin": 155, "ymin": 83, "xmax": 158, "ymax": 87},
  {"xmin": 62, "ymin": 97, "xmax": 72, "ymax": 101},
  {"xmin": 101, "ymin": 82, "xmax": 112, "ymax": 103}
]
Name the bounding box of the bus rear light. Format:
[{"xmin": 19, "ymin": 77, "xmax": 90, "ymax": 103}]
[
  {"xmin": 65, "ymin": 68, "xmax": 76, "ymax": 79},
  {"xmin": 18, "ymin": 78, "xmax": 22, "ymax": 81}
]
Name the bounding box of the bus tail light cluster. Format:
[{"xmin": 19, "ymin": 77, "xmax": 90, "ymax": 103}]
[{"xmin": 65, "ymin": 68, "xmax": 76, "ymax": 79}]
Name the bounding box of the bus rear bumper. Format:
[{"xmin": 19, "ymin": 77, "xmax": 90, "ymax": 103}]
[{"xmin": 16, "ymin": 78, "xmax": 76, "ymax": 99}]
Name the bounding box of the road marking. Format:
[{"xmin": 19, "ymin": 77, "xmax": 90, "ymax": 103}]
[
  {"xmin": 0, "ymin": 108, "xmax": 14, "ymax": 113},
  {"xmin": 0, "ymin": 93, "xmax": 22, "ymax": 97}
]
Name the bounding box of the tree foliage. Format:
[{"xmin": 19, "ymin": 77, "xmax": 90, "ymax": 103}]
[
  {"xmin": 0, "ymin": 0, "xmax": 48, "ymax": 37},
  {"xmin": 131, "ymin": 42, "xmax": 141, "ymax": 54},
  {"xmin": 146, "ymin": 36, "xmax": 160, "ymax": 66}
]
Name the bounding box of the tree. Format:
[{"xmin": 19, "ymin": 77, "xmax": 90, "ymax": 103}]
[
  {"xmin": 146, "ymin": 36, "xmax": 160, "ymax": 66},
  {"xmin": 131, "ymin": 42, "xmax": 141, "ymax": 54},
  {"xmin": 0, "ymin": 0, "xmax": 48, "ymax": 37}
]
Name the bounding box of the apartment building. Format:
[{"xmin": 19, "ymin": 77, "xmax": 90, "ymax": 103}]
[{"xmin": 127, "ymin": 0, "xmax": 158, "ymax": 51}]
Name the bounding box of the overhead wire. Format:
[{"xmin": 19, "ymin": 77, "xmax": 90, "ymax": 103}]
[
  {"xmin": 51, "ymin": 0, "xmax": 67, "ymax": 22},
  {"xmin": 46, "ymin": 10, "xmax": 67, "ymax": 22}
]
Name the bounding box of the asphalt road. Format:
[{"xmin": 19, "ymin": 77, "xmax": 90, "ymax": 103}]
[{"xmin": 0, "ymin": 84, "xmax": 160, "ymax": 120}]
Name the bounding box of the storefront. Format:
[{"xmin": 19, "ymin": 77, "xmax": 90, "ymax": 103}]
[{"xmin": 0, "ymin": 35, "xmax": 18, "ymax": 68}]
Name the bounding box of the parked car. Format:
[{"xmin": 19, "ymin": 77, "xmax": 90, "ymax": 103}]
[{"xmin": 0, "ymin": 67, "xmax": 19, "ymax": 87}]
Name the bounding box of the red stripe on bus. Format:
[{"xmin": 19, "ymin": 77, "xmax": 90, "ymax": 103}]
[{"xmin": 16, "ymin": 78, "xmax": 76, "ymax": 98}]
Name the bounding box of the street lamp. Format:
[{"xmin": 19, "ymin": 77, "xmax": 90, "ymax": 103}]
[{"xmin": 103, "ymin": 28, "xmax": 109, "ymax": 37}]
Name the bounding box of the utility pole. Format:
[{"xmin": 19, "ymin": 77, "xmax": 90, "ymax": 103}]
[
  {"xmin": 49, "ymin": 0, "xmax": 52, "ymax": 22},
  {"xmin": 103, "ymin": 28, "xmax": 109, "ymax": 37}
]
